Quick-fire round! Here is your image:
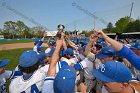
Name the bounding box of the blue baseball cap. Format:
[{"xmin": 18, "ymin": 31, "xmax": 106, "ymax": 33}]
[
  {"xmin": 19, "ymin": 50, "xmax": 39, "ymax": 67},
  {"xmin": 64, "ymin": 48, "xmax": 74, "ymax": 56},
  {"xmin": 100, "ymin": 41, "xmax": 107, "ymax": 47},
  {"xmin": 80, "ymin": 40, "xmax": 87, "ymax": 46},
  {"xmin": 96, "ymin": 46, "xmax": 115, "ymax": 59},
  {"xmin": 49, "ymin": 41, "xmax": 56, "ymax": 46},
  {"xmin": 0, "ymin": 59, "xmax": 10, "ymax": 67},
  {"xmin": 80, "ymin": 45, "xmax": 86, "ymax": 51},
  {"xmin": 39, "ymin": 52, "xmax": 46, "ymax": 61},
  {"xmin": 46, "ymin": 48, "xmax": 55, "ymax": 57},
  {"xmin": 130, "ymin": 42, "xmax": 140, "ymax": 50},
  {"xmin": 96, "ymin": 38, "xmax": 104, "ymax": 43},
  {"xmin": 38, "ymin": 52, "xmax": 46, "ymax": 64},
  {"xmin": 54, "ymin": 65, "xmax": 76, "ymax": 93},
  {"xmin": 93, "ymin": 61, "xmax": 132, "ymax": 82},
  {"xmin": 37, "ymin": 46, "xmax": 44, "ymax": 51}
]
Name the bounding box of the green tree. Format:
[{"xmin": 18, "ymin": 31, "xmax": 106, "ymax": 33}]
[
  {"xmin": 31, "ymin": 26, "xmax": 45, "ymax": 38},
  {"xmin": 3, "ymin": 21, "xmax": 17, "ymax": 38},
  {"xmin": 16, "ymin": 20, "xmax": 32, "ymax": 38},
  {"xmin": 134, "ymin": 19, "xmax": 140, "ymax": 32},
  {"xmin": 124, "ymin": 19, "xmax": 140, "ymax": 32},
  {"xmin": 0, "ymin": 28, "xmax": 2, "ymax": 34},
  {"xmin": 16, "ymin": 21, "xmax": 27, "ymax": 37},
  {"xmin": 106, "ymin": 22, "xmax": 113, "ymax": 33},
  {"xmin": 103, "ymin": 22, "xmax": 114, "ymax": 33},
  {"xmin": 115, "ymin": 16, "xmax": 130, "ymax": 33}
]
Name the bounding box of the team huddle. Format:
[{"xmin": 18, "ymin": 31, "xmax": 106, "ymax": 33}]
[{"xmin": 1, "ymin": 28, "xmax": 140, "ymax": 93}]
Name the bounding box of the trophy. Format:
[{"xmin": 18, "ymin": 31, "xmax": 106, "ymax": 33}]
[{"xmin": 56, "ymin": 24, "xmax": 65, "ymax": 38}]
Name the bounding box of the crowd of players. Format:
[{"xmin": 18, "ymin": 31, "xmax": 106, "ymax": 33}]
[{"xmin": 1, "ymin": 29, "xmax": 140, "ymax": 93}]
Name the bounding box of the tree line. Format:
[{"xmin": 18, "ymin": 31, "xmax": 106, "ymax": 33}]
[
  {"xmin": 0, "ymin": 16, "xmax": 140, "ymax": 39},
  {"xmin": 0, "ymin": 20, "xmax": 45, "ymax": 39},
  {"xmin": 80, "ymin": 16, "xmax": 140, "ymax": 37}
]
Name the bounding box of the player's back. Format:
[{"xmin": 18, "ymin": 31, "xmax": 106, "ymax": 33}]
[{"xmin": 9, "ymin": 68, "xmax": 46, "ymax": 93}]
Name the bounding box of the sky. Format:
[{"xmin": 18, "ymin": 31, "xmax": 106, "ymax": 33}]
[{"xmin": 0, "ymin": 0, "xmax": 140, "ymax": 31}]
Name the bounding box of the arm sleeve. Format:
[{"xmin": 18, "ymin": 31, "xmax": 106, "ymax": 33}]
[
  {"xmin": 74, "ymin": 63, "xmax": 82, "ymax": 70},
  {"xmin": 42, "ymin": 77, "xmax": 55, "ymax": 93},
  {"xmin": 37, "ymin": 40, "xmax": 43, "ymax": 46},
  {"xmin": 118, "ymin": 45, "xmax": 140, "ymax": 70},
  {"xmin": 74, "ymin": 58, "xmax": 88, "ymax": 70},
  {"xmin": 3, "ymin": 70, "xmax": 13, "ymax": 79}
]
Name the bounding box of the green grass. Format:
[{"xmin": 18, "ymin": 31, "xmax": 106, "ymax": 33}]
[
  {"xmin": 0, "ymin": 48, "xmax": 32, "ymax": 93},
  {"xmin": 0, "ymin": 40, "xmax": 34, "ymax": 45},
  {"xmin": 0, "ymin": 48, "xmax": 32, "ymax": 70}
]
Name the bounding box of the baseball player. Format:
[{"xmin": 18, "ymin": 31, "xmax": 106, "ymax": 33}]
[
  {"xmin": 33, "ymin": 33, "xmax": 46, "ymax": 53},
  {"xmin": 0, "ymin": 59, "xmax": 22, "ymax": 93},
  {"xmin": 9, "ymin": 50, "xmax": 49, "ymax": 93},
  {"xmin": 42, "ymin": 33, "xmax": 77, "ymax": 93},
  {"xmin": 0, "ymin": 59, "xmax": 11, "ymax": 93}
]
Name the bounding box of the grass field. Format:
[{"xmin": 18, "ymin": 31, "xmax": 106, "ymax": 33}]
[
  {"xmin": 0, "ymin": 48, "xmax": 32, "ymax": 70},
  {"xmin": 0, "ymin": 39, "xmax": 50, "ymax": 45},
  {"xmin": 0, "ymin": 40, "xmax": 34, "ymax": 45},
  {"xmin": 0, "ymin": 48, "xmax": 32, "ymax": 93}
]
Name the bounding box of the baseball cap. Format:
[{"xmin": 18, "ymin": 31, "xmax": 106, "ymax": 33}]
[
  {"xmin": 100, "ymin": 41, "xmax": 107, "ymax": 47},
  {"xmin": 96, "ymin": 38, "xmax": 104, "ymax": 43},
  {"xmin": 96, "ymin": 46, "xmax": 115, "ymax": 59},
  {"xmin": 54, "ymin": 65, "xmax": 76, "ymax": 93},
  {"xmin": 80, "ymin": 45, "xmax": 86, "ymax": 51},
  {"xmin": 79, "ymin": 40, "xmax": 87, "ymax": 46},
  {"xmin": 93, "ymin": 61, "xmax": 132, "ymax": 82},
  {"xmin": 19, "ymin": 50, "xmax": 39, "ymax": 67},
  {"xmin": 0, "ymin": 59, "xmax": 10, "ymax": 67},
  {"xmin": 49, "ymin": 41, "xmax": 56, "ymax": 46},
  {"xmin": 37, "ymin": 46, "xmax": 44, "ymax": 51},
  {"xmin": 64, "ymin": 48, "xmax": 74, "ymax": 56},
  {"xmin": 46, "ymin": 48, "xmax": 55, "ymax": 57},
  {"xmin": 130, "ymin": 42, "xmax": 140, "ymax": 50},
  {"xmin": 39, "ymin": 52, "xmax": 46, "ymax": 60}
]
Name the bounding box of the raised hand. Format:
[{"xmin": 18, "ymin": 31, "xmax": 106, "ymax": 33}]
[
  {"xmin": 89, "ymin": 34, "xmax": 98, "ymax": 44},
  {"xmin": 43, "ymin": 32, "xmax": 47, "ymax": 37},
  {"xmin": 94, "ymin": 30, "xmax": 107, "ymax": 38},
  {"xmin": 64, "ymin": 35, "xmax": 69, "ymax": 40}
]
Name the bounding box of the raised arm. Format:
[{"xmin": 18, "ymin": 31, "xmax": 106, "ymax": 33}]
[
  {"xmin": 94, "ymin": 30, "xmax": 140, "ymax": 70},
  {"xmin": 85, "ymin": 34, "xmax": 98, "ymax": 56},
  {"xmin": 47, "ymin": 35, "xmax": 63, "ymax": 77},
  {"xmin": 94, "ymin": 30, "xmax": 123, "ymax": 51},
  {"xmin": 41, "ymin": 33, "xmax": 46, "ymax": 41},
  {"xmin": 62, "ymin": 33, "xmax": 67, "ymax": 50},
  {"xmin": 65, "ymin": 35, "xmax": 76, "ymax": 49}
]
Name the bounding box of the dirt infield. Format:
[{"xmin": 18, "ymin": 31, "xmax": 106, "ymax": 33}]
[{"xmin": 0, "ymin": 42, "xmax": 34, "ymax": 50}]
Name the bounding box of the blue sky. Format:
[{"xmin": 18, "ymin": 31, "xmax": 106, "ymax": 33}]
[{"xmin": 0, "ymin": 0, "xmax": 140, "ymax": 31}]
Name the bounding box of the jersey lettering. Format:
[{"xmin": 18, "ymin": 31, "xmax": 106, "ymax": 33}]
[
  {"xmin": 31, "ymin": 84, "xmax": 41, "ymax": 93},
  {"xmin": 21, "ymin": 84, "xmax": 41, "ymax": 93}
]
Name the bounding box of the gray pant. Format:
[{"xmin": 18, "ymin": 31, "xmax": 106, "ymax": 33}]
[{"xmin": 84, "ymin": 68, "xmax": 96, "ymax": 93}]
